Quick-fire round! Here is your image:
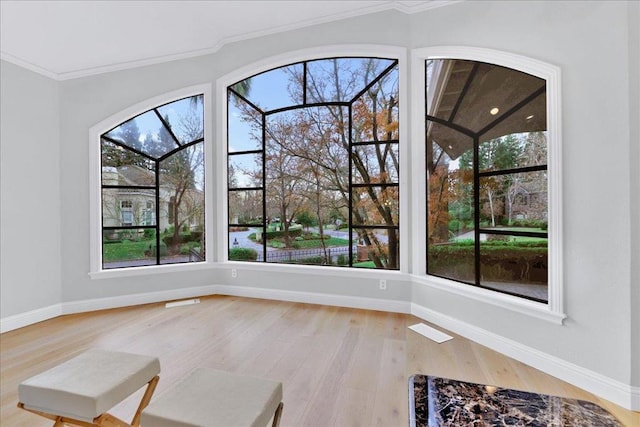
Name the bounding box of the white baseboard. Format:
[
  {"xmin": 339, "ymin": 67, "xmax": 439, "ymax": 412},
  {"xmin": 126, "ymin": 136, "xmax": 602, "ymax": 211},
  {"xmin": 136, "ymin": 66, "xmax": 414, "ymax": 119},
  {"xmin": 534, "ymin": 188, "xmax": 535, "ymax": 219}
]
[
  {"xmin": 215, "ymin": 284, "xmax": 412, "ymax": 314},
  {"xmin": 1, "ymin": 289, "xmax": 636, "ymax": 411},
  {"xmin": 0, "ymin": 304, "xmax": 63, "ymax": 333},
  {"xmin": 1, "ymin": 284, "xmax": 410, "ymax": 332},
  {"xmin": 411, "ymin": 303, "xmax": 639, "ymax": 412},
  {"xmin": 60, "ymin": 285, "xmax": 219, "ymax": 315}
]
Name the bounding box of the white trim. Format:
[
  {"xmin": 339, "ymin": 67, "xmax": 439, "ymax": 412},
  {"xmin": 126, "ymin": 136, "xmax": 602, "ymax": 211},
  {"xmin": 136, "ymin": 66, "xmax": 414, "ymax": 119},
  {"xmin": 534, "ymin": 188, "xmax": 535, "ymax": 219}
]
[
  {"xmin": 89, "ymin": 260, "xmax": 219, "ymax": 280},
  {"xmin": 0, "ymin": 51, "xmax": 60, "ymax": 80},
  {"xmin": 413, "ymin": 276, "xmax": 565, "ymax": 324},
  {"xmin": 0, "ymin": 284, "xmax": 409, "ymax": 333},
  {"xmin": 2, "ymin": 291, "xmax": 636, "ymax": 410},
  {"xmin": 61, "ymin": 285, "xmax": 219, "ymax": 315},
  {"xmin": 88, "ymin": 84, "xmax": 213, "ymax": 278},
  {"xmin": 411, "ymin": 303, "xmax": 639, "ymax": 411},
  {"xmin": 410, "ymin": 49, "xmax": 428, "ymax": 275},
  {"xmin": 0, "ymin": 2, "xmax": 459, "ymax": 81},
  {"xmin": 633, "ymin": 387, "xmax": 640, "ymax": 412},
  {"xmin": 411, "ymin": 46, "xmax": 565, "ymax": 320},
  {"xmin": 216, "ymin": 44, "xmax": 408, "ymax": 265},
  {"xmin": 215, "ymin": 285, "xmax": 411, "ymax": 314},
  {"xmin": 224, "ymin": 260, "xmax": 409, "ymax": 281},
  {"xmin": 0, "ymin": 304, "xmax": 62, "ymax": 334}
]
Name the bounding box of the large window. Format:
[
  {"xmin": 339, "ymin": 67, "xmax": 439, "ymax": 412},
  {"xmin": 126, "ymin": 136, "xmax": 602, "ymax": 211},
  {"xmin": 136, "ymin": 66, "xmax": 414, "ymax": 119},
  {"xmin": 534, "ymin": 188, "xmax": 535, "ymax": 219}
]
[
  {"xmin": 99, "ymin": 95, "xmax": 205, "ymax": 269},
  {"xmin": 227, "ymin": 57, "xmax": 399, "ymax": 269},
  {"xmin": 425, "ymin": 58, "xmax": 551, "ymax": 302}
]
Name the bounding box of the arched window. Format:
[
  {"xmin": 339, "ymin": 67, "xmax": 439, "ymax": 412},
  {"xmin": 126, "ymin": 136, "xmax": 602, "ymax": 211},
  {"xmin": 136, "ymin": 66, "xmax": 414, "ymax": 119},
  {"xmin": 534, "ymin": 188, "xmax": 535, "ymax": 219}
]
[
  {"xmin": 98, "ymin": 94, "xmax": 205, "ymax": 269},
  {"xmin": 421, "ymin": 49, "xmax": 562, "ymax": 309},
  {"xmin": 227, "ymin": 57, "xmax": 400, "ymax": 269}
]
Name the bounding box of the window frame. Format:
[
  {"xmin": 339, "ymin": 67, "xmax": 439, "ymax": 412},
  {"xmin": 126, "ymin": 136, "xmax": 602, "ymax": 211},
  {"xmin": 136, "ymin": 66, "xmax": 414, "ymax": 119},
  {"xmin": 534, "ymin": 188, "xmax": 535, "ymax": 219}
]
[
  {"xmin": 217, "ymin": 45, "xmax": 409, "ymax": 278},
  {"xmin": 411, "ymin": 46, "xmax": 565, "ymax": 323},
  {"xmin": 227, "ymin": 56, "xmax": 400, "ymax": 269},
  {"xmin": 89, "ymin": 84, "xmax": 214, "ymax": 279}
]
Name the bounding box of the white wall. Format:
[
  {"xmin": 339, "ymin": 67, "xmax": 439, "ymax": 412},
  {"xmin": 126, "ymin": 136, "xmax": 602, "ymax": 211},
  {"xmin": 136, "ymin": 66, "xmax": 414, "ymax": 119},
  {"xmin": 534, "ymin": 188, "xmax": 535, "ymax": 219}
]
[
  {"xmin": 57, "ymin": 10, "xmax": 413, "ymax": 305},
  {"xmin": 0, "ymin": 61, "xmax": 62, "ymax": 317},
  {"xmin": 409, "ymin": 0, "xmax": 635, "ymax": 387},
  {"xmin": 0, "ymin": 0, "xmax": 637, "ymax": 406},
  {"xmin": 628, "ymin": 0, "xmax": 640, "ymax": 390}
]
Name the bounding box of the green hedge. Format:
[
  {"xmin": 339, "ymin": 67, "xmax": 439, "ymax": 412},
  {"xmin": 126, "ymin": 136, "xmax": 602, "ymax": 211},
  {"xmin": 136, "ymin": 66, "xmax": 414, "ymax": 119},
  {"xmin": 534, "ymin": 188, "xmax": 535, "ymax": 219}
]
[
  {"xmin": 229, "ymin": 247, "xmax": 258, "ymax": 261},
  {"xmin": 162, "ymin": 233, "xmax": 202, "ymax": 247},
  {"xmin": 429, "ymin": 241, "xmax": 547, "ymax": 283}
]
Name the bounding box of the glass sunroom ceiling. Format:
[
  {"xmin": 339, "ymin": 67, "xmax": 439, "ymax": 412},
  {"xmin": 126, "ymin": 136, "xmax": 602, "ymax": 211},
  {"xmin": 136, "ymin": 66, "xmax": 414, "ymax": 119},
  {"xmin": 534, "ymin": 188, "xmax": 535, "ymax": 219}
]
[
  {"xmin": 230, "ymin": 58, "xmax": 397, "ymax": 113},
  {"xmin": 426, "ymin": 59, "xmax": 546, "ymax": 160},
  {"xmin": 103, "ymin": 95, "xmax": 204, "ymax": 160},
  {"xmin": 100, "ymin": 94, "xmax": 205, "ymax": 270}
]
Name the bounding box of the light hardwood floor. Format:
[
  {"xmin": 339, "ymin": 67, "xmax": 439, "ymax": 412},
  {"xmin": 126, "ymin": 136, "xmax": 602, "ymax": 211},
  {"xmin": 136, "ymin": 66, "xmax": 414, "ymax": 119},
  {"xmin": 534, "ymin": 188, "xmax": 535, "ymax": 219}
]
[{"xmin": 1, "ymin": 295, "xmax": 638, "ymax": 426}]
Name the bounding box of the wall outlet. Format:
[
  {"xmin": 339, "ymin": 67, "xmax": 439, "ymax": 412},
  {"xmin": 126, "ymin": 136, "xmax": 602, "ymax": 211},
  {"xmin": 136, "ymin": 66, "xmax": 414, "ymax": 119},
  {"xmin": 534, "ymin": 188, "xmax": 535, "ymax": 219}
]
[
  {"xmin": 379, "ymin": 279, "xmax": 387, "ymax": 290},
  {"xmin": 231, "ymin": 268, "xmax": 237, "ymax": 278}
]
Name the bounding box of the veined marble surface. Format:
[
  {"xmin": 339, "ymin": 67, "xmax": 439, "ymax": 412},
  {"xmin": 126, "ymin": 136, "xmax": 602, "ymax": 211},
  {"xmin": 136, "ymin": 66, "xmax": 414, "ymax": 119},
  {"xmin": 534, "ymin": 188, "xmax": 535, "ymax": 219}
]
[{"xmin": 409, "ymin": 375, "xmax": 623, "ymax": 427}]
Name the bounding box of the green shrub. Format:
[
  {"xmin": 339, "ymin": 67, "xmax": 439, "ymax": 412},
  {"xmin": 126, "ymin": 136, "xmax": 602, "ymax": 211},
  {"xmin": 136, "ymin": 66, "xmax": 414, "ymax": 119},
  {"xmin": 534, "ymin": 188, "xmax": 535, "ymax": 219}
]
[
  {"xmin": 287, "ymin": 255, "xmax": 325, "ymax": 265},
  {"xmin": 147, "ymin": 242, "xmax": 168, "ymax": 257},
  {"xmin": 428, "ymin": 241, "xmax": 547, "ymax": 283},
  {"xmin": 266, "ymin": 227, "xmax": 303, "ymax": 239},
  {"xmin": 229, "ymin": 247, "xmax": 258, "ymax": 261},
  {"xmin": 180, "ymin": 242, "xmax": 200, "ymax": 255},
  {"xmin": 336, "ymin": 254, "xmax": 349, "ymax": 266},
  {"xmin": 162, "ymin": 233, "xmax": 194, "ymax": 246},
  {"xmin": 448, "ymin": 219, "xmax": 462, "ymax": 232}
]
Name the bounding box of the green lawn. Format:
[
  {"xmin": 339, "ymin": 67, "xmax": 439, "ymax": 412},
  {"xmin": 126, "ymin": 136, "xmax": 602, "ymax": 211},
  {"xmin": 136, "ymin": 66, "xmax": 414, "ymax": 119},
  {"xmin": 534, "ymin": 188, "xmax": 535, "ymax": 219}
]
[
  {"xmin": 352, "ymin": 261, "xmax": 376, "ymax": 268},
  {"xmin": 492, "ymin": 227, "xmax": 547, "ymax": 243},
  {"xmin": 290, "ymin": 237, "xmax": 350, "ymax": 249},
  {"xmin": 103, "ymin": 239, "xmax": 154, "ymax": 261}
]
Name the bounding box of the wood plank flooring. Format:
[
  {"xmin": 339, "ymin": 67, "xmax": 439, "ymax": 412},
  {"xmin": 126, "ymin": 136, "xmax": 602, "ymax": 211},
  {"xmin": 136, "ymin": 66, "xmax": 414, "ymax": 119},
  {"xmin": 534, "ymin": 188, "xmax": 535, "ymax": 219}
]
[{"xmin": 1, "ymin": 296, "xmax": 638, "ymax": 426}]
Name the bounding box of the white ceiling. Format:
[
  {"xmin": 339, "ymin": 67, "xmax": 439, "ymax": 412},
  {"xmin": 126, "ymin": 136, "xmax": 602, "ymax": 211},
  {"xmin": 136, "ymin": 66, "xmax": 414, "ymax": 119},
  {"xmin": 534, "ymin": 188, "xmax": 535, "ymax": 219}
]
[{"xmin": 0, "ymin": 0, "xmax": 457, "ymax": 80}]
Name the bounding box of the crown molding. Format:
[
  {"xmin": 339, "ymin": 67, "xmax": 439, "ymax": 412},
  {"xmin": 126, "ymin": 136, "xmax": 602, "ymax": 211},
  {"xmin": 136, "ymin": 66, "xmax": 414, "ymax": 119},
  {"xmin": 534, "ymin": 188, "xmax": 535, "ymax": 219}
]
[{"xmin": 0, "ymin": 1, "xmax": 460, "ymax": 81}]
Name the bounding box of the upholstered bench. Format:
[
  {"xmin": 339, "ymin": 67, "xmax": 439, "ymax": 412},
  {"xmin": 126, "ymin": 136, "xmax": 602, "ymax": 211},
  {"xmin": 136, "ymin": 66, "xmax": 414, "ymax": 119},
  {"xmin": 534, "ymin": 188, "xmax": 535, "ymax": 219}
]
[
  {"xmin": 141, "ymin": 368, "xmax": 284, "ymax": 427},
  {"xmin": 18, "ymin": 349, "xmax": 160, "ymax": 427}
]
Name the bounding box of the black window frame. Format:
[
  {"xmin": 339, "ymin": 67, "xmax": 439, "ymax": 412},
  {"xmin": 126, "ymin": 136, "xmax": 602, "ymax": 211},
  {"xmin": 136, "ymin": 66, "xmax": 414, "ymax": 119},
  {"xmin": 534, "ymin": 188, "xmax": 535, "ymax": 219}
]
[
  {"xmin": 100, "ymin": 95, "xmax": 205, "ymax": 269},
  {"xmin": 227, "ymin": 57, "xmax": 400, "ymax": 269},
  {"xmin": 425, "ymin": 59, "xmax": 549, "ymax": 303}
]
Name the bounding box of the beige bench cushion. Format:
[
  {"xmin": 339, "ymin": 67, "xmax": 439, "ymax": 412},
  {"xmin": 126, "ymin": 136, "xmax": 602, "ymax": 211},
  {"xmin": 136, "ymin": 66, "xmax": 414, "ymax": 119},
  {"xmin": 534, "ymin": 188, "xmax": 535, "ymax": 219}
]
[
  {"xmin": 141, "ymin": 368, "xmax": 283, "ymax": 427},
  {"xmin": 18, "ymin": 348, "xmax": 160, "ymax": 422}
]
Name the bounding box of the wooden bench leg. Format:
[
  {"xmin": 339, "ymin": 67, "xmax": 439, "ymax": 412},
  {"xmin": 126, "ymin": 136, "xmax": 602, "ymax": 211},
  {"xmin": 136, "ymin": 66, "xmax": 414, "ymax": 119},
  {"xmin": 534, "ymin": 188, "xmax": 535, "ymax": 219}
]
[
  {"xmin": 271, "ymin": 402, "xmax": 284, "ymax": 427},
  {"xmin": 130, "ymin": 375, "xmax": 159, "ymax": 427}
]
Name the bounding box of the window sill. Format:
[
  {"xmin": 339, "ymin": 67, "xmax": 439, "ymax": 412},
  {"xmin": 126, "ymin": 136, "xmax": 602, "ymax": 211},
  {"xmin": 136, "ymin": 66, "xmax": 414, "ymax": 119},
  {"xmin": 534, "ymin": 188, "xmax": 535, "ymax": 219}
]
[
  {"xmin": 89, "ymin": 261, "xmax": 218, "ymax": 280},
  {"xmin": 224, "ymin": 260, "xmax": 408, "ymax": 281},
  {"xmin": 412, "ymin": 274, "xmax": 566, "ymax": 325}
]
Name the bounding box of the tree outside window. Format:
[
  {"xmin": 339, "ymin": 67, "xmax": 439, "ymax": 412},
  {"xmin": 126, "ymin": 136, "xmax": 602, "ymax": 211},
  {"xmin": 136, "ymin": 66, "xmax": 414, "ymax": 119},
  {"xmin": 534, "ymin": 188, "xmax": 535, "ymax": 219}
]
[
  {"xmin": 228, "ymin": 57, "xmax": 399, "ymax": 269},
  {"xmin": 100, "ymin": 95, "xmax": 205, "ymax": 269},
  {"xmin": 425, "ymin": 59, "xmax": 549, "ymax": 302}
]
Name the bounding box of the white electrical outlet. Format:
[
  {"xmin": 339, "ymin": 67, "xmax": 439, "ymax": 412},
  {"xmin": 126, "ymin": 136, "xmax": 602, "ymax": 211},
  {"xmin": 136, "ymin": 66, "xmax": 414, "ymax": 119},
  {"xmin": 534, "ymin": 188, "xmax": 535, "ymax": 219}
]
[
  {"xmin": 231, "ymin": 268, "xmax": 237, "ymax": 278},
  {"xmin": 379, "ymin": 279, "xmax": 387, "ymax": 290}
]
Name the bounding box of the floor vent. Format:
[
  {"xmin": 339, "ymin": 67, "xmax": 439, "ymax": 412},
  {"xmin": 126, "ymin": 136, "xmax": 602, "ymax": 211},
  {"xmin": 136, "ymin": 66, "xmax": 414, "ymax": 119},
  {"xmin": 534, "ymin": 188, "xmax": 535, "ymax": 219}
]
[
  {"xmin": 165, "ymin": 298, "xmax": 200, "ymax": 308},
  {"xmin": 409, "ymin": 323, "xmax": 453, "ymax": 343}
]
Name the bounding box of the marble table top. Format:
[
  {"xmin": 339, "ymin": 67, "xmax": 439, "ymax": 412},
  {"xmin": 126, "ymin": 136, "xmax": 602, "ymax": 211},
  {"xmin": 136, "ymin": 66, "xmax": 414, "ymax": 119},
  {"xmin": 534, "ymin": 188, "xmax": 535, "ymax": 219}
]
[{"xmin": 409, "ymin": 375, "xmax": 623, "ymax": 426}]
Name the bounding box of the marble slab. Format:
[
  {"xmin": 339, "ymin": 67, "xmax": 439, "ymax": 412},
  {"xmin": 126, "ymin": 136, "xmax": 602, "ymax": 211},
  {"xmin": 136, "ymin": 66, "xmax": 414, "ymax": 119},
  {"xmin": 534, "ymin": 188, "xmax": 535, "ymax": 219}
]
[{"xmin": 409, "ymin": 375, "xmax": 623, "ymax": 427}]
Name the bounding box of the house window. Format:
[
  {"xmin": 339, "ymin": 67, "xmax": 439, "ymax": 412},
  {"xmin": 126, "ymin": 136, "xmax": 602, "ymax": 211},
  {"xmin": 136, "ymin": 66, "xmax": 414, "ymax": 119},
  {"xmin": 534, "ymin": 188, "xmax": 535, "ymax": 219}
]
[
  {"xmin": 425, "ymin": 56, "xmax": 556, "ymax": 304},
  {"xmin": 227, "ymin": 57, "xmax": 399, "ymax": 268},
  {"xmin": 99, "ymin": 94, "xmax": 205, "ymax": 269},
  {"xmin": 143, "ymin": 201, "xmax": 155, "ymax": 226},
  {"xmin": 120, "ymin": 200, "xmax": 133, "ymax": 226}
]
